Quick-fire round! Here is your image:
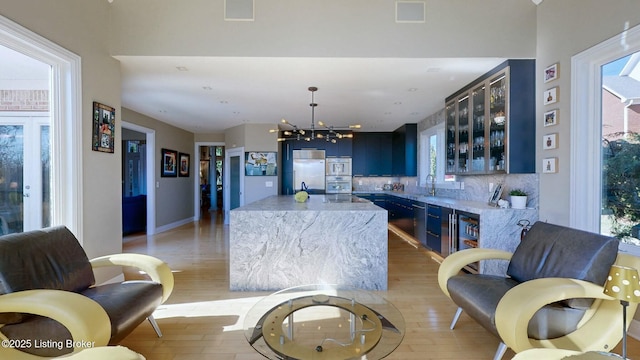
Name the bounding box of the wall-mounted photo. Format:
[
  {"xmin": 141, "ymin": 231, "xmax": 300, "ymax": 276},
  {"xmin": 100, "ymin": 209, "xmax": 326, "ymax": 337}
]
[
  {"xmin": 544, "ymin": 109, "xmax": 558, "ymax": 127},
  {"xmin": 92, "ymin": 101, "xmax": 115, "ymax": 153},
  {"xmin": 543, "ymin": 157, "xmax": 558, "ymax": 173},
  {"xmin": 245, "ymin": 151, "xmax": 277, "ymax": 176},
  {"xmin": 161, "ymin": 148, "xmax": 178, "ymax": 177},
  {"xmin": 543, "ymin": 133, "xmax": 558, "ymax": 150},
  {"xmin": 544, "ymin": 63, "xmax": 559, "ymax": 83},
  {"xmin": 179, "ymin": 152, "xmax": 190, "ymax": 177},
  {"xmin": 543, "ymin": 87, "xmax": 558, "ymax": 105}
]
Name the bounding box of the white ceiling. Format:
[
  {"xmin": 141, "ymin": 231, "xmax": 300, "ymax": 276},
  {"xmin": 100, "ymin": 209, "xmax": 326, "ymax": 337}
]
[{"xmin": 116, "ymin": 56, "xmax": 507, "ymax": 133}]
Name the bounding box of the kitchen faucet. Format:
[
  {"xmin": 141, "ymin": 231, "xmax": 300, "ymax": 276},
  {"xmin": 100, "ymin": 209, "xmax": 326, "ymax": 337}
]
[{"xmin": 426, "ymin": 175, "xmax": 436, "ymax": 196}]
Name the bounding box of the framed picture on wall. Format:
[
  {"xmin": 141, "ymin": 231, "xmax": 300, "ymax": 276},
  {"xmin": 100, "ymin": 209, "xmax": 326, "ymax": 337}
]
[
  {"xmin": 92, "ymin": 101, "xmax": 115, "ymax": 153},
  {"xmin": 543, "ymin": 133, "xmax": 558, "ymax": 150},
  {"xmin": 245, "ymin": 152, "xmax": 277, "ymax": 176},
  {"xmin": 179, "ymin": 153, "xmax": 190, "ymax": 177},
  {"xmin": 544, "ymin": 87, "xmax": 558, "ymax": 105},
  {"xmin": 161, "ymin": 148, "xmax": 178, "ymax": 177},
  {"xmin": 544, "ymin": 63, "xmax": 559, "ymax": 83},
  {"xmin": 543, "ymin": 157, "xmax": 558, "ymax": 173},
  {"xmin": 544, "ymin": 109, "xmax": 558, "ymax": 127}
]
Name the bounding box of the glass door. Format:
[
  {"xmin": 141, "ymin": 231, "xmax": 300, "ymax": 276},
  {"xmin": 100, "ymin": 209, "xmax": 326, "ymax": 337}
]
[
  {"xmin": 489, "ymin": 72, "xmax": 507, "ymax": 172},
  {"xmin": 0, "ymin": 116, "xmax": 50, "ymax": 234},
  {"xmin": 456, "ymin": 95, "xmax": 470, "ymax": 173},
  {"xmin": 471, "ymin": 84, "xmax": 486, "ymax": 172},
  {"xmin": 445, "ymin": 101, "xmax": 456, "ymax": 173}
]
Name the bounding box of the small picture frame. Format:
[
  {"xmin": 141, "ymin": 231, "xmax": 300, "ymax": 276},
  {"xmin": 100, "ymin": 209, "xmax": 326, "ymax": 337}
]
[
  {"xmin": 544, "ymin": 109, "xmax": 558, "ymax": 127},
  {"xmin": 92, "ymin": 101, "xmax": 115, "ymax": 153},
  {"xmin": 179, "ymin": 153, "xmax": 190, "ymax": 177},
  {"xmin": 161, "ymin": 148, "xmax": 178, "ymax": 177},
  {"xmin": 543, "ymin": 157, "xmax": 558, "ymax": 173},
  {"xmin": 544, "ymin": 87, "xmax": 558, "ymax": 105},
  {"xmin": 543, "ymin": 133, "xmax": 558, "ymax": 150},
  {"xmin": 544, "ymin": 63, "xmax": 559, "ymax": 83}
]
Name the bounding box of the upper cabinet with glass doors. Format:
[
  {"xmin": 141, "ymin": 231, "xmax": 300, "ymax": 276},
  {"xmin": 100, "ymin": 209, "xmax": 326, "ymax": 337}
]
[{"xmin": 445, "ymin": 60, "xmax": 535, "ymax": 175}]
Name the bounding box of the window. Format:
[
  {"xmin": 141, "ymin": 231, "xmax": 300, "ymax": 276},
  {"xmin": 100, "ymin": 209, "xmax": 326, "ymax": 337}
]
[
  {"xmin": 419, "ymin": 123, "xmax": 445, "ymax": 187},
  {"xmin": 572, "ymin": 23, "xmax": 640, "ymax": 254}
]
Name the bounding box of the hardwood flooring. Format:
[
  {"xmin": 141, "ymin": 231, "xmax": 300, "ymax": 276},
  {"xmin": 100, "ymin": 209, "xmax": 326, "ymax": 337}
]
[{"xmin": 120, "ymin": 211, "xmax": 640, "ymax": 359}]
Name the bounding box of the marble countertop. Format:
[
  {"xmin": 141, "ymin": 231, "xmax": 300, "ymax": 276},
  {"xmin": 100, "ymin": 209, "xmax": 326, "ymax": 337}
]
[
  {"xmin": 232, "ymin": 194, "xmax": 385, "ymax": 212},
  {"xmin": 352, "ymin": 190, "xmax": 536, "ymax": 214}
]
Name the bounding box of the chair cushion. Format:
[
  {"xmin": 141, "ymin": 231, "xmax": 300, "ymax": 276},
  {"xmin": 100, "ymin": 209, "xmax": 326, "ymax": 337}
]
[
  {"xmin": 448, "ymin": 274, "xmax": 585, "ymax": 340},
  {"xmin": 448, "ymin": 274, "xmax": 519, "ymax": 337},
  {"xmin": 506, "ymin": 222, "xmax": 618, "ymax": 308},
  {"xmin": 82, "ymin": 281, "xmax": 163, "ymax": 344}
]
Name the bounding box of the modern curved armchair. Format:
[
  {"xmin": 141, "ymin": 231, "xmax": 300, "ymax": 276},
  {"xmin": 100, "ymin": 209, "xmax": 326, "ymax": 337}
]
[
  {"xmin": 438, "ymin": 221, "xmax": 628, "ymax": 360},
  {"xmin": 0, "ymin": 226, "xmax": 174, "ymax": 358}
]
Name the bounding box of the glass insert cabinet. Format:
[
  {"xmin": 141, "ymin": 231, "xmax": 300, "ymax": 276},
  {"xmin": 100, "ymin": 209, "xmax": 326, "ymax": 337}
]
[{"xmin": 445, "ymin": 60, "xmax": 535, "ymax": 175}]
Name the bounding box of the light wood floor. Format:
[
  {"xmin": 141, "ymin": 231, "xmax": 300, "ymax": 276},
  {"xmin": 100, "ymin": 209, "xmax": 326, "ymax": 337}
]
[{"xmin": 120, "ymin": 211, "xmax": 640, "ymax": 360}]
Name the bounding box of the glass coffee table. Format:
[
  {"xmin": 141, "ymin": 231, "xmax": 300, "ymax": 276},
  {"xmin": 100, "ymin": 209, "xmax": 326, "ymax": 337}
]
[{"xmin": 244, "ymin": 284, "xmax": 405, "ymax": 360}]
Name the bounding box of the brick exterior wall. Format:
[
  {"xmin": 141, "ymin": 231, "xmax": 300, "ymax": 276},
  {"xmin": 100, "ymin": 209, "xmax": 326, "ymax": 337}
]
[{"xmin": 0, "ymin": 90, "xmax": 49, "ymax": 111}]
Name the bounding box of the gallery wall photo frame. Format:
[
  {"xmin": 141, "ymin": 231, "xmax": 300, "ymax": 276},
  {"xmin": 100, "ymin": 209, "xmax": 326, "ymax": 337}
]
[
  {"xmin": 161, "ymin": 148, "xmax": 178, "ymax": 177},
  {"xmin": 543, "ymin": 133, "xmax": 558, "ymax": 150},
  {"xmin": 179, "ymin": 152, "xmax": 190, "ymax": 177},
  {"xmin": 544, "ymin": 63, "xmax": 559, "ymax": 83},
  {"xmin": 544, "ymin": 109, "xmax": 558, "ymax": 127},
  {"xmin": 245, "ymin": 151, "xmax": 277, "ymax": 176},
  {"xmin": 544, "ymin": 87, "xmax": 558, "ymax": 105},
  {"xmin": 92, "ymin": 101, "xmax": 115, "ymax": 153},
  {"xmin": 543, "ymin": 157, "xmax": 558, "ymax": 173}
]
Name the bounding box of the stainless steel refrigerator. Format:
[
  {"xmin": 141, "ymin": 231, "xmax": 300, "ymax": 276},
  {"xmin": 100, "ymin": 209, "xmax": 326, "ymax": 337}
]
[{"xmin": 293, "ymin": 149, "xmax": 325, "ymax": 194}]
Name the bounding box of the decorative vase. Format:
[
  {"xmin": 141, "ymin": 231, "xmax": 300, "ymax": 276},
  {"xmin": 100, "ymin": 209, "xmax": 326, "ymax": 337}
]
[{"xmin": 511, "ymin": 195, "xmax": 527, "ymax": 209}]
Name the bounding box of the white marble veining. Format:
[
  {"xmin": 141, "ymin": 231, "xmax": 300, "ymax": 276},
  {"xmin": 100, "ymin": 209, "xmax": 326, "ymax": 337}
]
[{"xmin": 230, "ymin": 195, "xmax": 388, "ymax": 291}]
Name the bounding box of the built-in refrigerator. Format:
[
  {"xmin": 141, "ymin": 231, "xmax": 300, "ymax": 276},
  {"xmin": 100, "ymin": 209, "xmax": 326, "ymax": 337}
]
[{"xmin": 292, "ymin": 149, "xmax": 325, "ymax": 194}]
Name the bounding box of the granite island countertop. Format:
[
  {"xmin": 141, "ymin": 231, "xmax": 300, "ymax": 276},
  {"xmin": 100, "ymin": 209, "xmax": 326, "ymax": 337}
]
[{"xmin": 233, "ymin": 194, "xmax": 383, "ymax": 212}]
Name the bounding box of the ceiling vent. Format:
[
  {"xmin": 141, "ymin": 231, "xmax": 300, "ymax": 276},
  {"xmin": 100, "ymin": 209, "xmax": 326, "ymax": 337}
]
[
  {"xmin": 396, "ymin": 1, "xmax": 425, "ymax": 23},
  {"xmin": 225, "ymin": 0, "xmax": 254, "ymax": 21}
]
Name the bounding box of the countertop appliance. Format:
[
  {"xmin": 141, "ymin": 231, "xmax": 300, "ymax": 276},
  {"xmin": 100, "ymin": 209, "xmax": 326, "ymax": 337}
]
[
  {"xmin": 293, "ymin": 150, "xmax": 325, "ymax": 194},
  {"xmin": 326, "ymin": 157, "xmax": 352, "ymax": 194}
]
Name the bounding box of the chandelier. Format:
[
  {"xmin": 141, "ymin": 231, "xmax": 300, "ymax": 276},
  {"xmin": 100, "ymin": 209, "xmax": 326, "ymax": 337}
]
[{"xmin": 271, "ymin": 87, "xmax": 360, "ymax": 142}]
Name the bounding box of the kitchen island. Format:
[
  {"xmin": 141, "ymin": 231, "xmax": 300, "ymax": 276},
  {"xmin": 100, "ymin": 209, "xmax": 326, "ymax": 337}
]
[{"xmin": 229, "ymin": 194, "xmax": 388, "ymax": 291}]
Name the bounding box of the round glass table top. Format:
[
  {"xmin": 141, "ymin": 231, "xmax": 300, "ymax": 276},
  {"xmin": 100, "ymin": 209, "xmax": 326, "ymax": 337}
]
[{"xmin": 244, "ymin": 284, "xmax": 405, "ymax": 360}]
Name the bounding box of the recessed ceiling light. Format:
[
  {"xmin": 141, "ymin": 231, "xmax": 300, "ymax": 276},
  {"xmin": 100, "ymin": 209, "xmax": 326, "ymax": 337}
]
[
  {"xmin": 408, "ymin": 88, "xmax": 418, "ymax": 92},
  {"xmin": 220, "ymin": 100, "xmax": 228, "ymax": 104},
  {"xmin": 176, "ymin": 66, "xmax": 188, "ymax": 71},
  {"xmin": 202, "ymin": 86, "xmax": 213, "ymax": 90},
  {"xmin": 394, "ymin": 101, "xmax": 402, "ymax": 105}
]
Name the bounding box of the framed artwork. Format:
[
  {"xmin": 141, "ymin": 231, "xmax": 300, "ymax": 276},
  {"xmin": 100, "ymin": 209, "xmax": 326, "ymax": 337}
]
[
  {"xmin": 92, "ymin": 101, "xmax": 115, "ymax": 153},
  {"xmin": 161, "ymin": 148, "xmax": 178, "ymax": 177},
  {"xmin": 179, "ymin": 153, "xmax": 190, "ymax": 177},
  {"xmin": 544, "ymin": 109, "xmax": 558, "ymax": 127},
  {"xmin": 543, "ymin": 157, "xmax": 558, "ymax": 173},
  {"xmin": 544, "ymin": 87, "xmax": 558, "ymax": 105},
  {"xmin": 544, "ymin": 63, "xmax": 559, "ymax": 83},
  {"xmin": 245, "ymin": 151, "xmax": 277, "ymax": 176},
  {"xmin": 543, "ymin": 133, "xmax": 558, "ymax": 150}
]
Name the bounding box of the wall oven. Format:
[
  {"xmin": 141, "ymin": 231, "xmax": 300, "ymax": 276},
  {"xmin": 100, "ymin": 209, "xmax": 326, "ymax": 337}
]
[{"xmin": 325, "ymin": 157, "xmax": 352, "ymax": 193}]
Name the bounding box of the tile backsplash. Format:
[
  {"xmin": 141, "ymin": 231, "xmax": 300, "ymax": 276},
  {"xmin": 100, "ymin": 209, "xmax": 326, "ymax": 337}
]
[{"xmin": 353, "ymin": 173, "xmax": 539, "ymax": 208}]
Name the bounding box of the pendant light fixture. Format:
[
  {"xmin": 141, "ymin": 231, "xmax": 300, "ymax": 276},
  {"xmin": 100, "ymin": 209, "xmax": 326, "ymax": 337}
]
[{"xmin": 271, "ymin": 87, "xmax": 360, "ymax": 142}]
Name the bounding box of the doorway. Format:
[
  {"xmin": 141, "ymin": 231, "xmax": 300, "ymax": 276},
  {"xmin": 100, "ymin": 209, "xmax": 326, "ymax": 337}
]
[
  {"xmin": 196, "ymin": 143, "xmax": 225, "ymax": 221},
  {"xmin": 224, "ymin": 147, "xmax": 244, "ymax": 224},
  {"xmin": 122, "ymin": 121, "xmax": 156, "ymax": 236}
]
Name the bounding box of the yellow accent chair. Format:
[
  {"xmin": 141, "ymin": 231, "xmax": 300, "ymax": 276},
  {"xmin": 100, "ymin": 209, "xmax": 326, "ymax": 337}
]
[
  {"xmin": 0, "ymin": 226, "xmax": 174, "ymax": 358},
  {"xmin": 438, "ymin": 221, "xmax": 638, "ymax": 360}
]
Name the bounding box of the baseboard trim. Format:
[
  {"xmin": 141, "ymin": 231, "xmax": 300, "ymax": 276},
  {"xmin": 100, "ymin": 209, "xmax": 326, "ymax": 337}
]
[{"xmin": 155, "ymin": 217, "xmax": 195, "ymax": 234}]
